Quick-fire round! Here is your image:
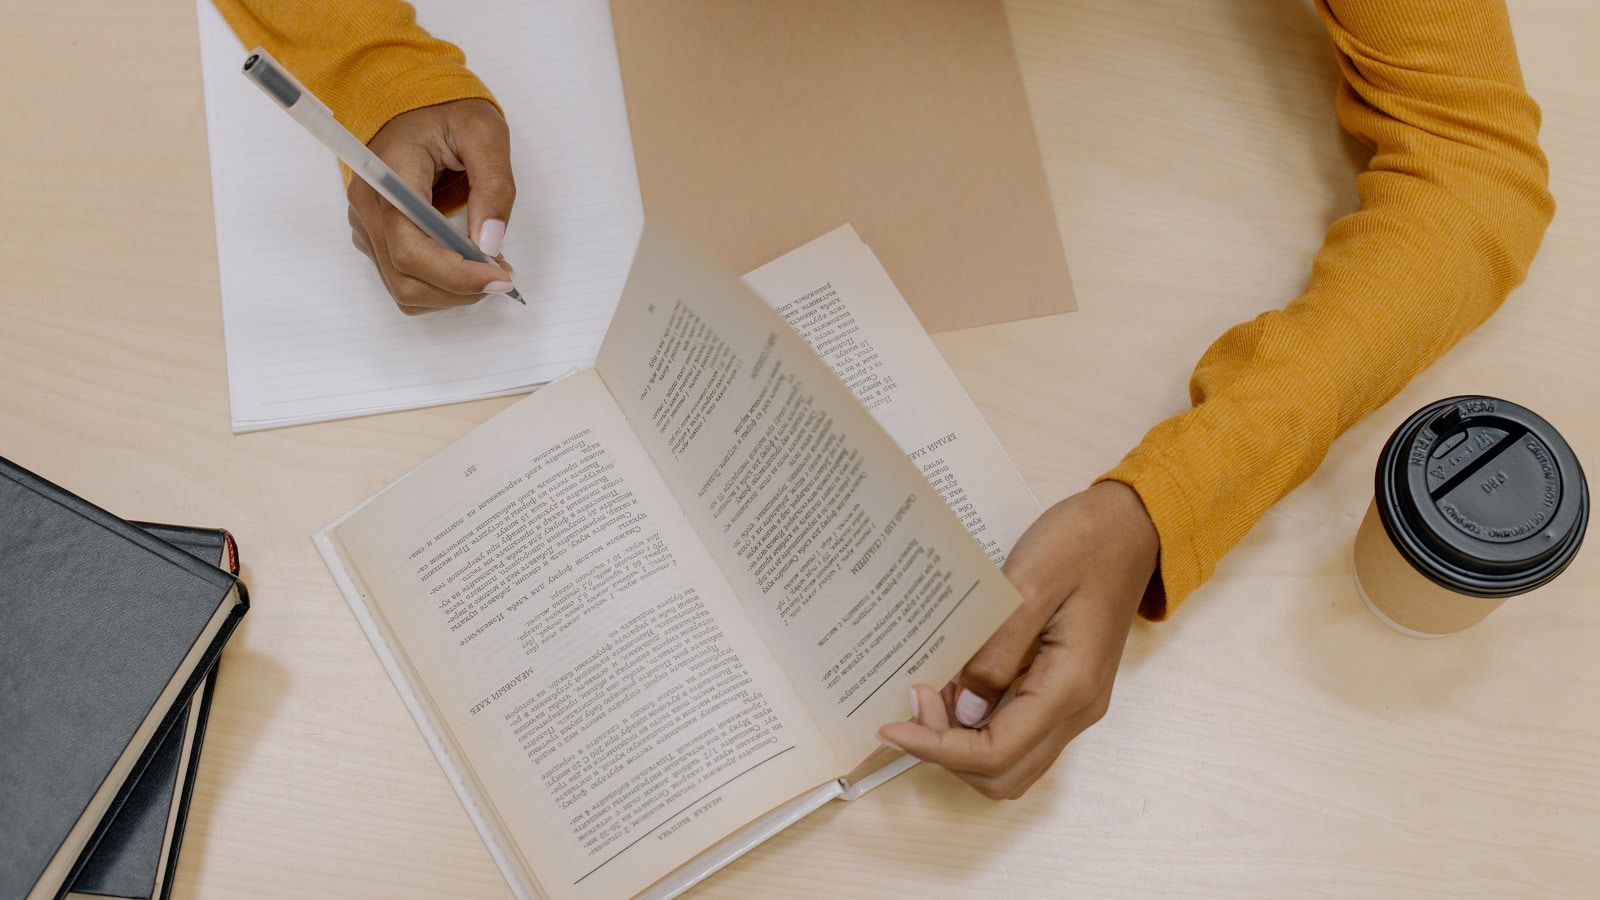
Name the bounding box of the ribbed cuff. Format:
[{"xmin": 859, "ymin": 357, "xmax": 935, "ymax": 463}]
[{"xmin": 1095, "ymin": 443, "xmax": 1205, "ymax": 622}]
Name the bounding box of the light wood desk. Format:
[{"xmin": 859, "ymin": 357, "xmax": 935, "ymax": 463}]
[{"xmin": 4, "ymin": 1, "xmax": 1597, "ymax": 896}]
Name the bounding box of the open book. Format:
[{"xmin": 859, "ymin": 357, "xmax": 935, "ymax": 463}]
[{"xmin": 314, "ymin": 218, "xmax": 1041, "ymax": 899}]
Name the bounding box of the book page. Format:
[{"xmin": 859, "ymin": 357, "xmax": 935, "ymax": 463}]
[
  {"xmin": 597, "ymin": 218, "xmax": 1025, "ymax": 766},
  {"xmin": 742, "ymin": 225, "xmax": 1041, "ymax": 567},
  {"xmin": 324, "ymin": 370, "xmax": 839, "ymax": 900},
  {"xmin": 196, "ymin": 0, "xmax": 643, "ymax": 431}
]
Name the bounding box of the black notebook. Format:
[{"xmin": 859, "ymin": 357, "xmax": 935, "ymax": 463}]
[
  {"xmin": 64, "ymin": 525, "xmax": 240, "ymax": 900},
  {"xmin": 0, "ymin": 459, "xmax": 248, "ymax": 900}
]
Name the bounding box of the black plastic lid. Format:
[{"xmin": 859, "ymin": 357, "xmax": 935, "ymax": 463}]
[{"xmin": 1375, "ymin": 396, "xmax": 1588, "ymax": 598}]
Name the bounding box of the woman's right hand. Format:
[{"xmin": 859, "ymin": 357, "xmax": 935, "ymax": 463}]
[{"xmin": 347, "ymin": 98, "xmax": 517, "ymax": 315}]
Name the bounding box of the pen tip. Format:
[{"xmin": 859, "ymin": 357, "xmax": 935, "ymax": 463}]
[{"xmin": 508, "ymin": 288, "xmax": 527, "ymax": 305}]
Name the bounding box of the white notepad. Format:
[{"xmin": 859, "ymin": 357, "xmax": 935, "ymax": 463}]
[{"xmin": 195, "ymin": 0, "xmax": 644, "ymax": 432}]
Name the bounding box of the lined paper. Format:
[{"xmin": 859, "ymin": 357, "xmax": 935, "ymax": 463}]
[{"xmin": 196, "ymin": 0, "xmax": 643, "ymax": 431}]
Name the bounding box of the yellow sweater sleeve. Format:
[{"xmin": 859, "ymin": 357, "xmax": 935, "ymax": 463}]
[
  {"xmin": 1098, "ymin": 0, "xmax": 1554, "ymax": 621},
  {"xmin": 213, "ymin": 0, "xmax": 498, "ymax": 184}
]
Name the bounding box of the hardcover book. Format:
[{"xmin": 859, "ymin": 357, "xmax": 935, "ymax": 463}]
[
  {"xmin": 0, "ymin": 462, "xmax": 248, "ymax": 900},
  {"xmin": 65, "ymin": 525, "xmax": 241, "ymax": 900},
  {"xmin": 315, "ymin": 219, "xmax": 1040, "ymax": 899}
]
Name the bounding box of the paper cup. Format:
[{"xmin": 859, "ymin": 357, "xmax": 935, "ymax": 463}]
[{"xmin": 1353, "ymin": 396, "xmax": 1588, "ymax": 637}]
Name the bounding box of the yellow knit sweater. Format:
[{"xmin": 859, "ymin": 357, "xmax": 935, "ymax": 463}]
[
  {"xmin": 1102, "ymin": 0, "xmax": 1552, "ymax": 618},
  {"xmin": 214, "ymin": 0, "xmax": 499, "ymax": 207},
  {"xmin": 216, "ymin": 0, "xmax": 1553, "ymax": 621}
]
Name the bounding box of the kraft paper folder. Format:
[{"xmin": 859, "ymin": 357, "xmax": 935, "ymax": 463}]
[{"xmin": 611, "ymin": 0, "xmax": 1076, "ymax": 334}]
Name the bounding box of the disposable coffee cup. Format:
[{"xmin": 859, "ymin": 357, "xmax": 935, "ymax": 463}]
[{"xmin": 1354, "ymin": 396, "xmax": 1588, "ymax": 637}]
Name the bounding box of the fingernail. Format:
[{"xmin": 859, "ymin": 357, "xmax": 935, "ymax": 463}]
[
  {"xmin": 482, "ymin": 280, "xmax": 514, "ymax": 295},
  {"xmin": 477, "ymin": 218, "xmax": 507, "ymax": 257},
  {"xmin": 907, "ymin": 688, "xmax": 920, "ymax": 722},
  {"xmin": 878, "ymin": 734, "xmax": 905, "ymax": 752},
  {"xmin": 955, "ymin": 689, "xmax": 989, "ymax": 727}
]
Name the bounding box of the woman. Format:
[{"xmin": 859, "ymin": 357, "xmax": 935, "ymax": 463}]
[{"xmin": 218, "ymin": 0, "xmax": 1552, "ymax": 797}]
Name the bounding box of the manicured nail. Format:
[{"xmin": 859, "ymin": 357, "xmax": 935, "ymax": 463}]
[
  {"xmin": 955, "ymin": 688, "xmax": 989, "ymax": 727},
  {"xmin": 907, "ymin": 688, "xmax": 920, "ymax": 722},
  {"xmin": 482, "ymin": 280, "xmax": 514, "ymax": 295},
  {"xmin": 477, "ymin": 218, "xmax": 507, "ymax": 257}
]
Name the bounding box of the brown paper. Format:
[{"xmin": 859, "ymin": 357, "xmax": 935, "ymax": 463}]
[{"xmin": 611, "ymin": 0, "xmax": 1076, "ymax": 334}]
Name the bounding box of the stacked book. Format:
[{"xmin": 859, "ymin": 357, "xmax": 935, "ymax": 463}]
[{"xmin": 1, "ymin": 457, "xmax": 250, "ymax": 900}]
